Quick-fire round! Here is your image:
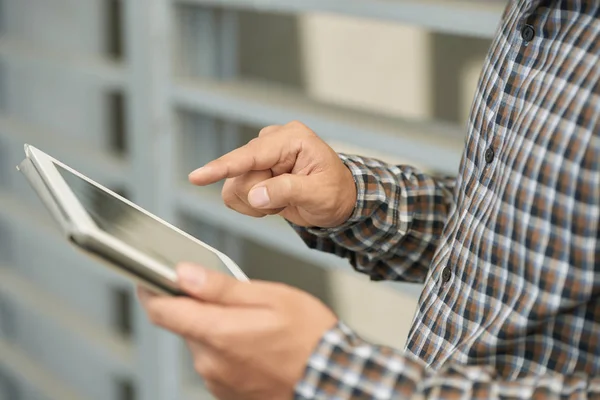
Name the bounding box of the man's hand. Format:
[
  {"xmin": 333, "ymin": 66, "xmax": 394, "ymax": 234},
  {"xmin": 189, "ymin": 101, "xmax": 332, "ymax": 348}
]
[
  {"xmin": 188, "ymin": 121, "xmax": 357, "ymax": 228},
  {"xmin": 138, "ymin": 263, "xmax": 338, "ymax": 400}
]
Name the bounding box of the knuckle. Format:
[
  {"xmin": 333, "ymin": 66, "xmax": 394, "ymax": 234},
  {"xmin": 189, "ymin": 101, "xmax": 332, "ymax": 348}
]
[
  {"xmin": 194, "ymin": 359, "xmax": 217, "ymax": 381},
  {"xmin": 207, "ymin": 335, "xmax": 227, "ymax": 351},
  {"xmin": 221, "ymin": 181, "xmax": 239, "ymax": 205},
  {"xmin": 287, "ymin": 120, "xmax": 304, "ymax": 128},
  {"xmin": 247, "ymin": 137, "xmax": 261, "ymax": 148},
  {"xmin": 147, "ymin": 305, "xmax": 163, "ymax": 325},
  {"xmin": 273, "ymin": 283, "xmax": 306, "ymax": 310},
  {"xmin": 178, "ymin": 320, "xmax": 198, "ymax": 339},
  {"xmin": 282, "ymin": 175, "xmax": 294, "ymax": 191},
  {"xmin": 222, "ymin": 194, "xmax": 236, "ymax": 209},
  {"xmin": 232, "ymin": 182, "xmax": 248, "ymax": 198},
  {"xmin": 204, "ymin": 367, "xmax": 219, "ymax": 382},
  {"xmin": 287, "ymin": 120, "xmax": 314, "ymax": 136},
  {"xmin": 205, "ymin": 324, "xmax": 231, "ymax": 350},
  {"xmin": 258, "ymin": 125, "xmax": 276, "ymax": 137},
  {"xmin": 272, "ymin": 281, "xmax": 294, "ymax": 295},
  {"xmin": 282, "ymin": 179, "xmax": 296, "ymax": 201},
  {"xmin": 213, "ymin": 156, "xmax": 229, "ymax": 174},
  {"xmin": 265, "ymin": 282, "xmax": 293, "ymax": 303},
  {"xmin": 288, "ymin": 174, "xmax": 301, "ymax": 193}
]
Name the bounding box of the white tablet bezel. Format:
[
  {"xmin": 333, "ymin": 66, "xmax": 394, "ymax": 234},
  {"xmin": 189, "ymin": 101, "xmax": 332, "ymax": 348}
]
[{"xmin": 19, "ymin": 144, "xmax": 248, "ymax": 296}]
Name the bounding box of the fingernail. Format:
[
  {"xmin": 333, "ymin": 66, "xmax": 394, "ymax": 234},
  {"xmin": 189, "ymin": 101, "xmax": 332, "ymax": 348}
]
[
  {"xmin": 248, "ymin": 187, "xmax": 270, "ymax": 208},
  {"xmin": 177, "ymin": 263, "xmax": 205, "ymax": 291}
]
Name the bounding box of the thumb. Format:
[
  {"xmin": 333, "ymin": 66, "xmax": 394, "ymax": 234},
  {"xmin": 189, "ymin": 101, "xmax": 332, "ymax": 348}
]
[
  {"xmin": 247, "ymin": 173, "xmax": 318, "ymax": 210},
  {"xmin": 176, "ymin": 263, "xmax": 269, "ymax": 306}
]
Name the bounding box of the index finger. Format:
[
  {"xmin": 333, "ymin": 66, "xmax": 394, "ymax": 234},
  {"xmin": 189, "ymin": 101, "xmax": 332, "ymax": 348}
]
[
  {"xmin": 188, "ymin": 134, "xmax": 292, "ymax": 186},
  {"xmin": 177, "ymin": 263, "xmax": 275, "ymax": 307},
  {"xmin": 141, "ymin": 295, "xmax": 248, "ymax": 345}
]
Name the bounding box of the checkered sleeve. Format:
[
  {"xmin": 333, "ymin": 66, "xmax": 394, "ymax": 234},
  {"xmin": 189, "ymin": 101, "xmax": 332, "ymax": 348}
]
[
  {"xmin": 291, "ymin": 154, "xmax": 456, "ymax": 283},
  {"xmin": 295, "ymin": 322, "xmax": 600, "ymax": 400}
]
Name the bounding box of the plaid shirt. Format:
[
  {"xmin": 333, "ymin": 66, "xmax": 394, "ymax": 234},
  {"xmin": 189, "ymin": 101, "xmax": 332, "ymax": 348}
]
[{"xmin": 292, "ymin": 1, "xmax": 600, "ymax": 398}]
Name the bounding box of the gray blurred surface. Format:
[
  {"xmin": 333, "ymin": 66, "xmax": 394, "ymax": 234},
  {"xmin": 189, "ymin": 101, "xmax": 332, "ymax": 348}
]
[{"xmin": 0, "ymin": 1, "xmax": 500, "ymax": 399}]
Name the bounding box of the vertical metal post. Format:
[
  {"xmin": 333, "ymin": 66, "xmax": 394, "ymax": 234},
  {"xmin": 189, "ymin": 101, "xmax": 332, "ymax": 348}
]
[
  {"xmin": 217, "ymin": 10, "xmax": 246, "ymax": 268},
  {"xmin": 176, "ymin": 5, "xmax": 220, "ymax": 191},
  {"xmin": 123, "ymin": 0, "xmax": 180, "ymax": 399},
  {"xmin": 217, "ymin": 11, "xmax": 239, "ymax": 80},
  {"xmin": 174, "ymin": 7, "xmax": 220, "ymax": 393}
]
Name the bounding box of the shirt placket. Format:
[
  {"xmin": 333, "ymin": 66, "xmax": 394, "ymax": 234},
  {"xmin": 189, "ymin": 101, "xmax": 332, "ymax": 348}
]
[{"xmin": 438, "ymin": 0, "xmax": 539, "ymax": 294}]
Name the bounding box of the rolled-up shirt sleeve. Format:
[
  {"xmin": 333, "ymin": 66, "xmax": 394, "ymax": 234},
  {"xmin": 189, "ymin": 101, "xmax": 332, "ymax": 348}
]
[
  {"xmin": 291, "ymin": 154, "xmax": 456, "ymax": 283},
  {"xmin": 295, "ymin": 322, "xmax": 600, "ymax": 400}
]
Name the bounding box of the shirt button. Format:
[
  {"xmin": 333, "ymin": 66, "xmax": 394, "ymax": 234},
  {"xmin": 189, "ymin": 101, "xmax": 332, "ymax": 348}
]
[
  {"xmin": 485, "ymin": 147, "xmax": 495, "ymax": 164},
  {"xmin": 521, "ymin": 24, "xmax": 535, "ymax": 42},
  {"xmin": 442, "ymin": 267, "xmax": 452, "ymax": 283}
]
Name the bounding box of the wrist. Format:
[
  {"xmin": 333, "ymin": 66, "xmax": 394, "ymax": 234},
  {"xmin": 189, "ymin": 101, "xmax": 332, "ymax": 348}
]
[
  {"xmin": 304, "ymin": 156, "xmax": 363, "ymax": 234},
  {"xmin": 295, "ymin": 154, "xmax": 383, "ymax": 236}
]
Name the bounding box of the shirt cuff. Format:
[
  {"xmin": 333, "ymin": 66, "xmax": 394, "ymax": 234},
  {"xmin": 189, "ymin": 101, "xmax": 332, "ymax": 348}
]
[
  {"xmin": 303, "ymin": 153, "xmax": 383, "ymax": 237},
  {"xmin": 294, "ymin": 321, "xmax": 358, "ymax": 400},
  {"xmin": 294, "ymin": 321, "xmax": 422, "ymax": 400}
]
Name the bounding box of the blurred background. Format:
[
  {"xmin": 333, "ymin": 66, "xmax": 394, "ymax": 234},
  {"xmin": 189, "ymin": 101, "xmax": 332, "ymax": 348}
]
[{"xmin": 0, "ymin": 0, "xmax": 506, "ymax": 399}]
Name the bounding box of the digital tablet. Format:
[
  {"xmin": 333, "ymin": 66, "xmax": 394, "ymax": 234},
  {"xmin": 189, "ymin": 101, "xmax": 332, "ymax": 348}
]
[{"xmin": 16, "ymin": 144, "xmax": 248, "ymax": 296}]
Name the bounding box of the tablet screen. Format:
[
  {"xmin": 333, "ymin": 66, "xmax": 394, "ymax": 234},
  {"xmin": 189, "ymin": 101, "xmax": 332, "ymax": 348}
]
[{"xmin": 54, "ymin": 163, "xmax": 227, "ymax": 274}]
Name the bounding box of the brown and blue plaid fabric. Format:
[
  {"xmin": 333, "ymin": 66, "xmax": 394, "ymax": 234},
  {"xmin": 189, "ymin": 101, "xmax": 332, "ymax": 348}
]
[{"xmin": 293, "ymin": 1, "xmax": 600, "ymax": 398}]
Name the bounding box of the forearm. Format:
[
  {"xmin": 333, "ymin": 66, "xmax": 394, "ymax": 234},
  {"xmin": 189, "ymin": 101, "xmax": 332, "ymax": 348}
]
[
  {"xmin": 296, "ymin": 322, "xmax": 600, "ymax": 400},
  {"xmin": 292, "ymin": 154, "xmax": 456, "ymax": 283}
]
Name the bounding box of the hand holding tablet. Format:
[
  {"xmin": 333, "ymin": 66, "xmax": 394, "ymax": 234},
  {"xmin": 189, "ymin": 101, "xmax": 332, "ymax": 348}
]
[{"xmin": 17, "ymin": 144, "xmax": 248, "ymax": 295}]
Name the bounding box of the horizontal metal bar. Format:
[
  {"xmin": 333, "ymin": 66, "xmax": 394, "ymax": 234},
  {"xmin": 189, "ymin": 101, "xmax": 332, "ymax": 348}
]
[
  {"xmin": 0, "ymin": 39, "xmax": 125, "ymax": 90},
  {"xmin": 0, "ymin": 191, "xmax": 129, "ymax": 289},
  {"xmin": 0, "ymin": 116, "xmax": 129, "ymax": 188},
  {"xmin": 0, "ymin": 268, "xmax": 134, "ymax": 377},
  {"xmin": 174, "ymin": 0, "xmax": 505, "ymax": 39},
  {"xmin": 0, "ymin": 338, "xmax": 85, "ymax": 400},
  {"xmin": 172, "ymin": 78, "xmax": 465, "ymax": 173},
  {"xmin": 176, "ymin": 186, "xmax": 424, "ymax": 298},
  {"xmin": 0, "ymin": 191, "xmax": 136, "ymax": 336}
]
